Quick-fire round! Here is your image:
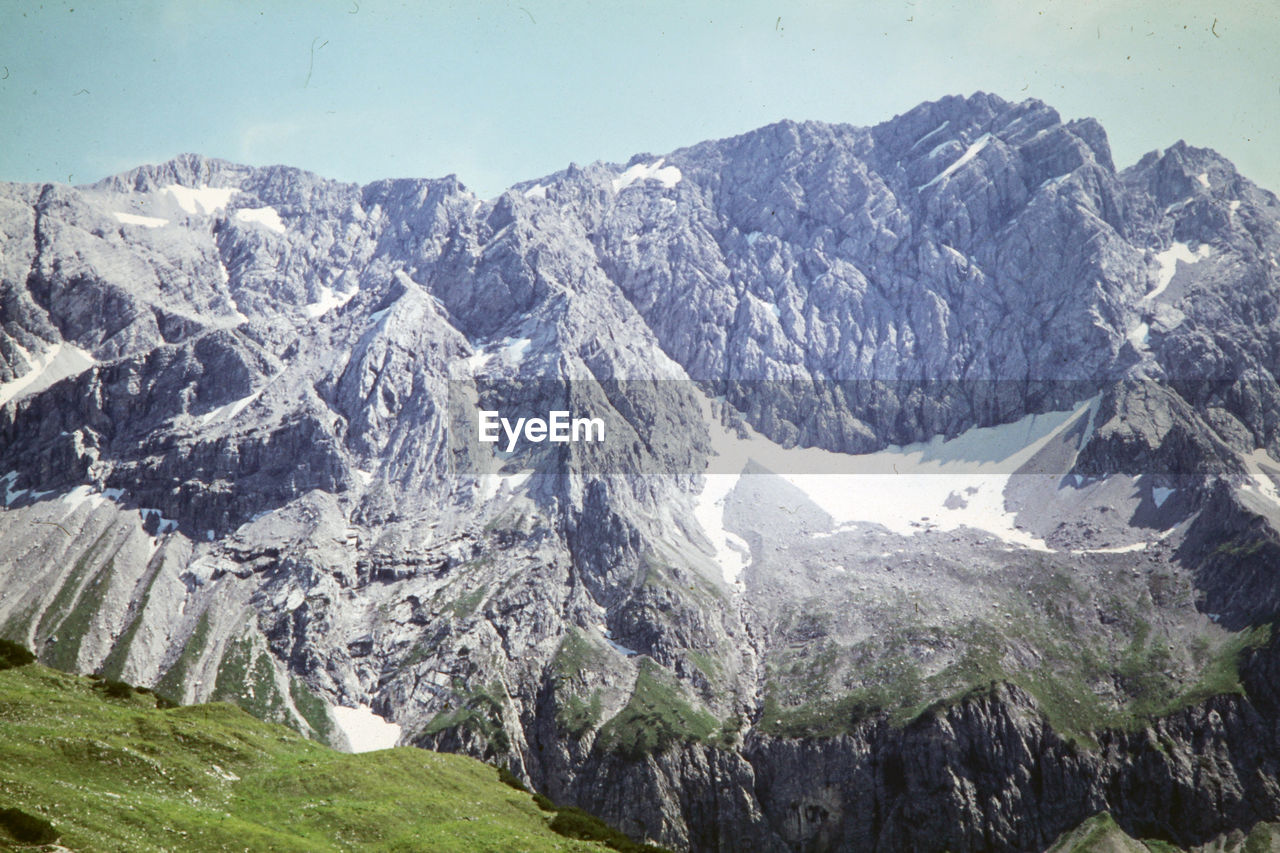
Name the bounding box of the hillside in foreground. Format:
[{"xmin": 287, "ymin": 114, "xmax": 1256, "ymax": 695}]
[{"xmin": 0, "ymin": 649, "xmax": 619, "ymax": 852}]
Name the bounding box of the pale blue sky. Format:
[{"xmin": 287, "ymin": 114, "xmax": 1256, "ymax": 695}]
[{"xmin": 2, "ymin": 1, "xmax": 1277, "ymax": 197}]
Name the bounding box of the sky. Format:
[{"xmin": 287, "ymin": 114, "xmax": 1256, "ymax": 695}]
[{"xmin": 1, "ymin": 0, "xmax": 1278, "ymax": 198}]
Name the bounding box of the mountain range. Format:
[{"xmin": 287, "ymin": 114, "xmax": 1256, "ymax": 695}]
[{"xmin": 3, "ymin": 91, "xmax": 1280, "ymax": 851}]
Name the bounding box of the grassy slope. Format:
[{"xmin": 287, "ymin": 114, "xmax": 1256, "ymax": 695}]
[
  {"xmin": 0, "ymin": 662, "xmax": 605, "ymax": 852},
  {"xmin": 1046, "ymin": 812, "xmax": 1280, "ymax": 853}
]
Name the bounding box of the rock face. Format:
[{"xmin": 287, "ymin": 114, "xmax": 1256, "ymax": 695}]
[{"xmin": 3, "ymin": 92, "xmax": 1280, "ymax": 851}]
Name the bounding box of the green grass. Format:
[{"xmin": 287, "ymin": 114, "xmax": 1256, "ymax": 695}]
[
  {"xmin": 756, "ymin": 611, "xmax": 1276, "ymax": 748},
  {"xmin": 1045, "ymin": 811, "xmax": 1280, "ymax": 853},
  {"xmin": 557, "ymin": 691, "xmax": 604, "ymax": 738},
  {"xmin": 291, "ymin": 676, "xmax": 336, "ymax": 744},
  {"xmin": 34, "ymin": 528, "xmax": 115, "ymax": 670},
  {"xmin": 597, "ymin": 660, "xmax": 718, "ymax": 759},
  {"xmin": 552, "ymin": 628, "xmax": 610, "ymax": 680},
  {"xmin": 421, "ymin": 680, "xmax": 512, "ymax": 754},
  {"xmin": 154, "ymin": 609, "xmax": 213, "ymax": 703},
  {"xmin": 0, "ymin": 657, "xmax": 612, "ymax": 852},
  {"xmin": 449, "ymin": 585, "xmax": 489, "ymax": 619}
]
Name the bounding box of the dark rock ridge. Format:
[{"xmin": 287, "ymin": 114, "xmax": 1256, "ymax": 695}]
[{"xmin": 2, "ymin": 92, "xmax": 1280, "ymax": 850}]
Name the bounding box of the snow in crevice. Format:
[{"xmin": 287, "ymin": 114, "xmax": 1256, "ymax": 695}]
[
  {"xmin": 464, "ymin": 347, "xmax": 491, "ymax": 374},
  {"xmin": 1071, "ymin": 541, "xmax": 1150, "ymax": 555},
  {"xmin": 479, "ymin": 469, "xmax": 534, "ymax": 503},
  {"xmin": 331, "ymin": 704, "xmax": 401, "ymax": 753},
  {"xmin": 1078, "ymin": 395, "xmax": 1102, "ymax": 450},
  {"xmin": 501, "ymin": 337, "xmax": 532, "ymax": 365},
  {"xmin": 1038, "ymin": 172, "xmax": 1072, "ymax": 191},
  {"xmin": 2, "ymin": 472, "xmax": 27, "ymax": 507},
  {"xmin": 112, "ymin": 211, "xmax": 169, "ymax": 228},
  {"xmin": 927, "ymin": 138, "xmax": 956, "ymax": 160},
  {"xmin": 920, "ymin": 133, "xmax": 993, "ymax": 190},
  {"xmin": 162, "ymin": 184, "xmax": 238, "ymax": 216},
  {"xmin": 197, "ymin": 387, "xmax": 265, "ymax": 425},
  {"xmin": 612, "ymin": 158, "xmax": 682, "ymax": 192},
  {"xmin": 305, "ymin": 285, "xmax": 356, "ymax": 318},
  {"xmin": 1127, "ymin": 321, "xmax": 1151, "ymax": 351},
  {"xmin": 226, "ymin": 295, "xmax": 250, "ymax": 324},
  {"xmin": 597, "ymin": 623, "xmax": 639, "ymax": 657},
  {"xmin": 234, "ymin": 206, "xmax": 286, "ymax": 233},
  {"xmin": 1196, "ymin": 172, "xmax": 1210, "ymax": 189},
  {"xmin": 692, "ymin": 472, "xmax": 753, "ymax": 585},
  {"xmin": 910, "ymin": 120, "xmax": 950, "ymax": 151},
  {"xmin": 0, "ymin": 342, "xmax": 96, "ymax": 407},
  {"xmin": 1144, "ymin": 242, "xmax": 1211, "ymax": 304}
]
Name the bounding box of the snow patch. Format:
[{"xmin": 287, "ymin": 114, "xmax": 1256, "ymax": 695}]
[
  {"xmin": 1152, "ymin": 487, "xmax": 1175, "ymax": 508},
  {"xmin": 1078, "ymin": 395, "xmax": 1103, "ymax": 450},
  {"xmin": 1145, "ymin": 241, "xmax": 1211, "ymax": 304},
  {"xmin": 1230, "ymin": 199, "xmax": 1241, "ymax": 212},
  {"xmin": 523, "ymin": 184, "xmax": 547, "ymax": 200},
  {"xmin": 1071, "ymin": 541, "xmax": 1150, "ymax": 555},
  {"xmin": 1039, "ymin": 172, "xmax": 1072, "ymax": 190},
  {"xmin": 501, "ymin": 337, "xmax": 532, "ymax": 365},
  {"xmin": 745, "ymin": 231, "xmax": 762, "ymax": 246},
  {"xmin": 1127, "ymin": 322, "xmax": 1150, "ymax": 349},
  {"xmin": 1241, "ymin": 449, "xmax": 1280, "ymax": 506},
  {"xmin": 1197, "ymin": 172, "xmax": 1210, "ymax": 188},
  {"xmin": 198, "ymin": 388, "xmax": 264, "ymax": 425},
  {"xmin": 599, "ymin": 625, "xmax": 639, "ymax": 657},
  {"xmin": 696, "ymin": 395, "xmax": 1095, "ymax": 554},
  {"xmin": 140, "ymin": 508, "xmax": 179, "ymax": 534},
  {"xmin": 921, "ymin": 133, "xmax": 993, "ymax": 190},
  {"xmin": 112, "ymin": 211, "xmax": 169, "ymax": 228},
  {"xmin": 0, "ymin": 342, "xmax": 96, "ymax": 407},
  {"xmin": 612, "ymin": 158, "xmax": 682, "ymax": 192},
  {"xmin": 331, "ymin": 704, "xmax": 401, "ymax": 753},
  {"xmin": 234, "ymin": 206, "xmax": 286, "ymax": 233},
  {"xmin": 305, "ymin": 285, "xmax": 356, "ymax": 318},
  {"xmin": 693, "ymin": 472, "xmax": 752, "ymax": 584},
  {"xmin": 911, "ymin": 120, "xmax": 950, "ymax": 151},
  {"xmin": 162, "ymin": 184, "xmax": 238, "ymax": 216},
  {"xmin": 61, "ymin": 484, "xmax": 104, "ymax": 511},
  {"xmin": 479, "ymin": 469, "xmax": 534, "ymax": 503},
  {"xmin": 2, "ymin": 472, "xmax": 26, "ymax": 507}
]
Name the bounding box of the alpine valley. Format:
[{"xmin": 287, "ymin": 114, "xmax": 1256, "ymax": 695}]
[{"xmin": 4, "ymin": 92, "xmax": 1280, "ymax": 851}]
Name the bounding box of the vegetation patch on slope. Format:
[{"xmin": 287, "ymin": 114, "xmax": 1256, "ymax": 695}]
[
  {"xmin": 0, "ymin": 650, "xmax": 616, "ymax": 852},
  {"xmin": 597, "ymin": 659, "xmax": 718, "ymax": 759}
]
